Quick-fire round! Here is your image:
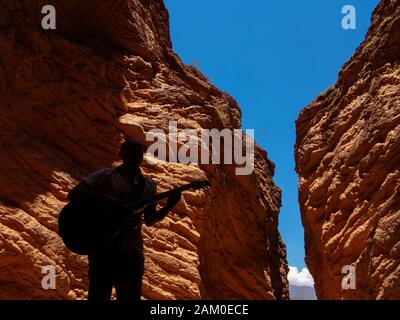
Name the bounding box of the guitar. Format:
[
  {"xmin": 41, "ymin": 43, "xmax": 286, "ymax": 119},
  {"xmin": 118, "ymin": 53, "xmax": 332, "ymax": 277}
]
[{"xmin": 58, "ymin": 179, "xmax": 211, "ymax": 255}]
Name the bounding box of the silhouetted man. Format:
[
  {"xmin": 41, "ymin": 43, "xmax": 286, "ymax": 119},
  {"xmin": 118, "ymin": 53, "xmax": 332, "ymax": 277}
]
[{"xmin": 67, "ymin": 138, "xmax": 181, "ymax": 301}]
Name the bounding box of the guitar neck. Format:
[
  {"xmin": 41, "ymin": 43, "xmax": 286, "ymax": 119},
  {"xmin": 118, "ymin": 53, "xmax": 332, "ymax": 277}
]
[{"xmin": 128, "ymin": 182, "xmax": 203, "ymax": 209}]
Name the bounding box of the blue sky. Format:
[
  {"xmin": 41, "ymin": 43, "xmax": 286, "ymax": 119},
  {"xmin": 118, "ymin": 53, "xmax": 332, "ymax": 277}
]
[{"xmin": 164, "ymin": 0, "xmax": 380, "ymax": 269}]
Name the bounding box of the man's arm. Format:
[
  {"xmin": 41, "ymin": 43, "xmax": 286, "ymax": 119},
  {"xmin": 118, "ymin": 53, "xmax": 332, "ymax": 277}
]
[{"xmin": 144, "ymin": 191, "xmax": 181, "ymax": 227}]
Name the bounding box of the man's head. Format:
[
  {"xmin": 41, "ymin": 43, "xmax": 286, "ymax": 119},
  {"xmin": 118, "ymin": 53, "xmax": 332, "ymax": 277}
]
[{"xmin": 119, "ymin": 138, "xmax": 145, "ymax": 169}]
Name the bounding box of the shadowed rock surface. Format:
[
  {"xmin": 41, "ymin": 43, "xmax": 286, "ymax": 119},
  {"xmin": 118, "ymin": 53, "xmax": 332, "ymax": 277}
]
[
  {"xmin": 0, "ymin": 0, "xmax": 288, "ymax": 299},
  {"xmin": 295, "ymin": 0, "xmax": 400, "ymax": 300}
]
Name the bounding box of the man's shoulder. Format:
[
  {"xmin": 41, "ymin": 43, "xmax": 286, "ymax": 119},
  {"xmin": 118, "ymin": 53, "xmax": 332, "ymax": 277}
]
[
  {"xmin": 81, "ymin": 167, "xmax": 115, "ymax": 187},
  {"xmin": 90, "ymin": 167, "xmax": 115, "ymax": 176}
]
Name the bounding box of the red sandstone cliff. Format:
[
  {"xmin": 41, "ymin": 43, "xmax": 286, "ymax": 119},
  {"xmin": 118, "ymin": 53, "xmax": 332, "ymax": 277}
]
[
  {"xmin": 295, "ymin": 0, "xmax": 400, "ymax": 299},
  {"xmin": 0, "ymin": 0, "xmax": 288, "ymax": 299}
]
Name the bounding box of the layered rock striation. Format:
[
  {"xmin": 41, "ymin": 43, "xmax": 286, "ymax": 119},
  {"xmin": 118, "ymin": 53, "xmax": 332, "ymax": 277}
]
[
  {"xmin": 295, "ymin": 0, "xmax": 400, "ymax": 300},
  {"xmin": 0, "ymin": 0, "xmax": 288, "ymax": 299}
]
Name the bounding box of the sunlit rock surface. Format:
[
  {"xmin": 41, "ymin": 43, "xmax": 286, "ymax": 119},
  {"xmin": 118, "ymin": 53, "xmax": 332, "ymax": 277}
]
[{"xmin": 295, "ymin": 0, "xmax": 400, "ymax": 300}]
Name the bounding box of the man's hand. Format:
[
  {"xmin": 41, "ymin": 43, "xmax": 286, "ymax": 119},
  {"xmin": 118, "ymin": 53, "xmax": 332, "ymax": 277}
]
[
  {"xmin": 144, "ymin": 190, "xmax": 181, "ymax": 227},
  {"xmin": 166, "ymin": 190, "xmax": 182, "ymax": 209}
]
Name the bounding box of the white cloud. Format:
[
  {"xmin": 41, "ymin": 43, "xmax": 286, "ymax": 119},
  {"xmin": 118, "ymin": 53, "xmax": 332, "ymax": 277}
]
[{"xmin": 288, "ymin": 266, "xmax": 314, "ymax": 287}]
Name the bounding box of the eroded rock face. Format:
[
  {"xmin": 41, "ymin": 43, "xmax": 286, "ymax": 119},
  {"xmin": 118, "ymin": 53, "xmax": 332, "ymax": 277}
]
[
  {"xmin": 0, "ymin": 0, "xmax": 288, "ymax": 299},
  {"xmin": 295, "ymin": 0, "xmax": 400, "ymax": 300}
]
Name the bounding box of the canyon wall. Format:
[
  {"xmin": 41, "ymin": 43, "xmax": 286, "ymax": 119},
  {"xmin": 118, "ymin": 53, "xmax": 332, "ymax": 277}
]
[
  {"xmin": 0, "ymin": 0, "xmax": 288, "ymax": 299},
  {"xmin": 295, "ymin": 0, "xmax": 400, "ymax": 299}
]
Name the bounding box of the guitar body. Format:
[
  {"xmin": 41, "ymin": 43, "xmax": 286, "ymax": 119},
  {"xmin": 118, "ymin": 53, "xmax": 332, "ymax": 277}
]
[{"xmin": 58, "ymin": 201, "xmax": 123, "ymax": 255}]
